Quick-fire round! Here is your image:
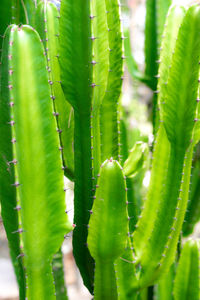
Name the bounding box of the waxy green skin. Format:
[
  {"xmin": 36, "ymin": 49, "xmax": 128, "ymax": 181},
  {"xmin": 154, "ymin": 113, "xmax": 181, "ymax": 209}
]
[
  {"xmin": 183, "ymin": 159, "xmax": 200, "ymax": 236},
  {"xmin": 155, "ymin": 265, "xmax": 175, "ymax": 300},
  {"xmin": 59, "ymin": 0, "xmax": 123, "ymax": 292},
  {"xmin": 1, "ymin": 24, "xmax": 72, "ymax": 300},
  {"xmin": 59, "ymin": 0, "xmax": 94, "ymax": 292},
  {"xmin": 88, "ymin": 159, "xmax": 128, "ymax": 300},
  {"xmin": 100, "ymin": 0, "xmax": 123, "ymax": 163},
  {"xmin": 35, "ymin": 3, "xmax": 73, "ymax": 298},
  {"xmin": 1, "ymin": 1, "xmax": 200, "ymax": 299},
  {"xmin": 52, "ymin": 249, "xmax": 68, "ymax": 300},
  {"xmin": 132, "ymin": 5, "xmax": 200, "ymax": 289},
  {"xmin": 35, "ymin": 1, "xmax": 74, "ymax": 181},
  {"xmin": 173, "ymin": 240, "xmax": 199, "ymax": 300},
  {"xmin": 0, "ymin": 26, "xmax": 26, "ymax": 300},
  {"xmin": 91, "ymin": 0, "xmax": 109, "ymax": 182},
  {"xmin": 124, "ymin": 0, "xmax": 172, "ymax": 91}
]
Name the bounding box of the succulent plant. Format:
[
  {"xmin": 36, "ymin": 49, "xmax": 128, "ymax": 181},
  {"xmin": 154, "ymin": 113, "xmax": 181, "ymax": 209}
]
[{"xmin": 1, "ymin": 1, "xmax": 200, "ymax": 299}]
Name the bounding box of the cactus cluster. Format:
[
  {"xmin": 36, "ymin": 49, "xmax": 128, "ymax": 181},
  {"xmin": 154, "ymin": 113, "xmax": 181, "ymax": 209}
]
[{"xmin": 1, "ymin": 0, "xmax": 200, "ymax": 299}]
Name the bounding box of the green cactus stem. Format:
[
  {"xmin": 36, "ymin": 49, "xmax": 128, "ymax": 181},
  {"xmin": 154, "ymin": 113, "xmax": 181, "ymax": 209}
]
[
  {"xmin": 52, "ymin": 249, "xmax": 68, "ymax": 300},
  {"xmin": 90, "ymin": 0, "xmax": 109, "ymax": 181},
  {"xmin": 123, "ymin": 142, "xmax": 148, "ymax": 178},
  {"xmin": 0, "ymin": 26, "xmax": 26, "ymax": 300},
  {"xmin": 88, "ymin": 159, "xmax": 128, "ymax": 300},
  {"xmin": 100, "ymin": 0, "xmax": 123, "ymax": 163},
  {"xmin": 154, "ymin": 264, "xmax": 175, "ymax": 300},
  {"xmin": 133, "ymin": 4, "xmax": 200, "ymax": 288},
  {"xmin": 173, "ymin": 240, "xmax": 200, "ymax": 300},
  {"xmin": 35, "ymin": 0, "xmax": 74, "ymax": 181},
  {"xmin": 59, "ymin": 0, "xmax": 94, "ymax": 292},
  {"xmin": 145, "ymin": 0, "xmax": 158, "ymax": 91},
  {"xmin": 182, "ymin": 159, "xmax": 200, "ymax": 236},
  {"xmin": 2, "ymin": 24, "xmax": 72, "ymax": 299}
]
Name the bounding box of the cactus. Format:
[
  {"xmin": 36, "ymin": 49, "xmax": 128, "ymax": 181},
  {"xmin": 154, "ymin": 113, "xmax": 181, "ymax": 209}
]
[
  {"xmin": 0, "ymin": 24, "xmax": 72, "ymax": 299},
  {"xmin": 0, "ymin": 25, "xmax": 26, "ymax": 300},
  {"xmin": 88, "ymin": 159, "xmax": 128, "ymax": 300},
  {"xmin": 1, "ymin": 1, "xmax": 200, "ymax": 299},
  {"xmin": 182, "ymin": 158, "xmax": 200, "ymax": 236},
  {"xmin": 35, "ymin": 1, "xmax": 74, "ymax": 181},
  {"xmin": 124, "ymin": 0, "xmax": 172, "ymax": 130},
  {"xmin": 173, "ymin": 240, "xmax": 200, "ymax": 300}
]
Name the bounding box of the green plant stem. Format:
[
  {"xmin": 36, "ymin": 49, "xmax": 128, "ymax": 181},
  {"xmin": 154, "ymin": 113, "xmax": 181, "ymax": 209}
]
[
  {"xmin": 52, "ymin": 249, "xmax": 68, "ymax": 300},
  {"xmin": 94, "ymin": 260, "xmax": 117, "ymax": 300},
  {"xmin": 72, "ymin": 110, "xmax": 94, "ymax": 290},
  {"xmin": 140, "ymin": 146, "xmax": 186, "ymax": 286},
  {"xmin": 26, "ymin": 263, "xmax": 55, "ymax": 300}
]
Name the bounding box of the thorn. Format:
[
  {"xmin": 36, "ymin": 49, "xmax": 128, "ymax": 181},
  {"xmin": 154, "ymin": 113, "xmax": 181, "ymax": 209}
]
[
  {"xmin": 11, "ymin": 138, "xmax": 16, "ymax": 143},
  {"xmin": 90, "ymin": 36, "xmax": 97, "ymax": 41},
  {"xmin": 56, "ymin": 129, "xmax": 62, "ymax": 133},
  {"xmin": 9, "ymin": 159, "xmax": 17, "ymax": 165},
  {"xmin": 11, "ymin": 182, "xmax": 20, "ymax": 187},
  {"xmin": 7, "ymin": 120, "xmax": 15, "ymax": 126},
  {"xmin": 16, "ymin": 253, "xmax": 25, "ymax": 259},
  {"xmin": 90, "ymin": 83, "xmax": 97, "ymax": 88},
  {"xmin": 90, "ymin": 60, "xmax": 97, "ymax": 65},
  {"xmin": 12, "ymin": 228, "xmax": 24, "ymax": 234},
  {"xmin": 14, "ymin": 205, "xmax": 21, "ymax": 211}
]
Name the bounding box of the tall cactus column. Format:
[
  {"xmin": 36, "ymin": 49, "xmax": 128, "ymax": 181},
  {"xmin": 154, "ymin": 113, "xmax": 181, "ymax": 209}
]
[
  {"xmin": 131, "ymin": 4, "xmax": 200, "ymax": 289},
  {"xmin": 60, "ymin": 0, "xmax": 94, "ymax": 292},
  {"xmin": 0, "ymin": 24, "xmax": 72, "ymax": 300}
]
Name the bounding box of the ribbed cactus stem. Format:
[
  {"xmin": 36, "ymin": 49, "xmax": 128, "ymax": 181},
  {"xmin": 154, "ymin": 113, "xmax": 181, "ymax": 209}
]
[
  {"xmin": 3, "ymin": 24, "xmax": 72, "ymax": 299},
  {"xmin": 173, "ymin": 240, "xmax": 200, "ymax": 300},
  {"xmin": 94, "ymin": 261, "xmax": 118, "ymax": 300},
  {"xmin": 0, "ymin": 25, "xmax": 26, "ymax": 300},
  {"xmin": 35, "ymin": 0, "xmax": 74, "ymax": 180},
  {"xmin": 59, "ymin": 0, "xmax": 94, "ymax": 291},
  {"xmin": 88, "ymin": 159, "xmax": 128, "ymax": 299},
  {"xmin": 90, "ymin": 0, "xmax": 109, "ymax": 182},
  {"xmin": 133, "ymin": 4, "xmax": 200, "ymax": 289},
  {"xmin": 100, "ymin": 0, "xmax": 123, "ymax": 162}
]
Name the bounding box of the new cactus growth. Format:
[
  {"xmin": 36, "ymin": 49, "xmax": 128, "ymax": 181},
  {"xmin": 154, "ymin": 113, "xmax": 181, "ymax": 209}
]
[
  {"xmin": 88, "ymin": 159, "xmax": 128, "ymax": 300},
  {"xmin": 1, "ymin": 1, "xmax": 200, "ymax": 299}
]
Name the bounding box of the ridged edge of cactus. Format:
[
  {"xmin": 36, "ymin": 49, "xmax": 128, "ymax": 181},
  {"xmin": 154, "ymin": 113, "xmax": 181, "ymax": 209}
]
[
  {"xmin": 5, "ymin": 24, "xmax": 72, "ymax": 299},
  {"xmin": 173, "ymin": 240, "xmax": 200, "ymax": 300}
]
